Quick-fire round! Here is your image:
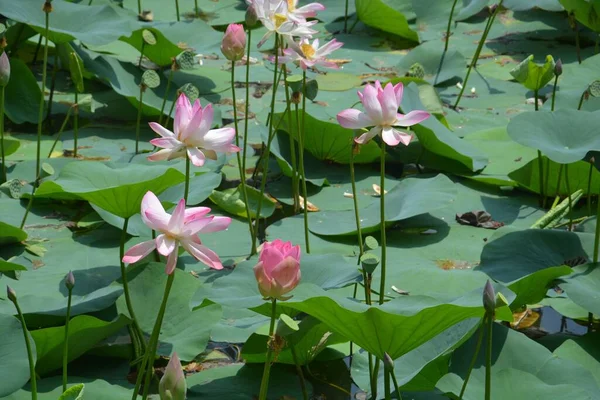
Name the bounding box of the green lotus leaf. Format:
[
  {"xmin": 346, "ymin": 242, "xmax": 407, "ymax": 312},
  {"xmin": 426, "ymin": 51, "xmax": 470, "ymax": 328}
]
[{"xmin": 509, "ymin": 54, "xmax": 556, "ymax": 91}]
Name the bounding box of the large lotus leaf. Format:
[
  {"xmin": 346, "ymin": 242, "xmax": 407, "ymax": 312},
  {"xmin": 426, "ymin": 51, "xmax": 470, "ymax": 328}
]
[
  {"xmin": 396, "ymin": 41, "xmax": 465, "ymax": 86},
  {"xmin": 402, "ymin": 84, "xmax": 488, "ymax": 172},
  {"xmin": 209, "ymin": 185, "xmax": 276, "ymax": 219},
  {"xmin": 437, "ymin": 323, "xmax": 600, "ymax": 399},
  {"xmin": 308, "ymin": 174, "xmax": 457, "ymax": 236},
  {"xmin": 57, "ymin": 384, "xmax": 84, "ymax": 400},
  {"xmin": 356, "ymin": 0, "xmax": 419, "ymax": 42},
  {"xmin": 3, "ymin": 377, "xmax": 131, "ymax": 399},
  {"xmin": 0, "ymin": 314, "xmax": 36, "ymax": 397},
  {"xmin": 34, "ymin": 162, "xmax": 185, "ymax": 218},
  {"xmin": 509, "ymin": 54, "xmax": 556, "ymax": 91},
  {"xmin": 31, "ymin": 315, "xmax": 130, "ymax": 376},
  {"xmin": 560, "ymin": 0, "xmax": 600, "ymax": 31},
  {"xmin": 559, "ymin": 263, "xmax": 600, "ymax": 316},
  {"xmin": 1, "ymin": 137, "xmax": 20, "ymax": 157},
  {"xmin": 5, "ymin": 58, "xmax": 41, "ymax": 124},
  {"xmin": 186, "ymin": 363, "xmax": 309, "ymax": 399},
  {"xmin": 120, "ymin": 27, "xmax": 182, "ymax": 67},
  {"xmin": 456, "ymin": 0, "xmax": 562, "ymax": 20},
  {"xmin": 117, "ymin": 264, "xmax": 222, "ymax": 361},
  {"xmin": 507, "ymin": 109, "xmax": 600, "ymax": 164},
  {"xmin": 553, "ymin": 337, "xmax": 600, "ymax": 386},
  {"xmin": 0, "ymin": 222, "xmax": 27, "ymax": 245},
  {"xmin": 0, "ymin": 0, "xmax": 138, "ymax": 46},
  {"xmin": 190, "ymin": 253, "xmax": 363, "ymax": 310}
]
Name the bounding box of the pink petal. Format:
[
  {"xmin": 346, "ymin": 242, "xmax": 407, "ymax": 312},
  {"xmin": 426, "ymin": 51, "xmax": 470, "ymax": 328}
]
[
  {"xmin": 382, "ymin": 127, "xmax": 412, "ymax": 147},
  {"xmin": 174, "ymin": 94, "xmax": 192, "ymax": 138},
  {"xmin": 123, "ymin": 240, "xmax": 156, "ymax": 264},
  {"xmin": 379, "ymin": 83, "xmax": 399, "ymax": 123},
  {"xmin": 168, "ymin": 199, "xmax": 186, "ymax": 232},
  {"xmin": 181, "ymin": 239, "xmax": 223, "ymax": 270},
  {"xmin": 149, "ymin": 122, "xmax": 174, "ymax": 138},
  {"xmin": 196, "ymin": 103, "xmax": 214, "ymax": 138},
  {"xmin": 147, "ymin": 148, "xmax": 184, "ymax": 162},
  {"xmin": 315, "ymin": 39, "xmax": 343, "ymax": 58},
  {"xmin": 394, "ymin": 82, "xmax": 404, "ymax": 106},
  {"xmin": 259, "ymin": 246, "xmax": 285, "ymax": 276},
  {"xmin": 318, "ymin": 60, "xmax": 339, "ymax": 70},
  {"xmin": 354, "ymin": 126, "xmax": 381, "ymax": 145},
  {"xmin": 184, "ymin": 207, "xmax": 212, "ymax": 222},
  {"xmin": 165, "ymin": 248, "xmax": 179, "ymax": 275},
  {"xmin": 202, "ymin": 127, "xmax": 236, "ymax": 151},
  {"xmin": 271, "ymin": 256, "xmax": 301, "ymax": 292},
  {"xmin": 150, "ymin": 137, "xmax": 182, "ymax": 149},
  {"xmin": 253, "ymin": 262, "xmax": 272, "ymax": 297},
  {"xmin": 198, "ymin": 216, "xmax": 231, "ymax": 233},
  {"xmin": 141, "ymin": 191, "xmax": 170, "ymax": 231},
  {"xmin": 181, "ymin": 100, "xmax": 204, "ymax": 143},
  {"xmin": 156, "ymin": 234, "xmax": 177, "ymax": 256},
  {"xmin": 257, "ymin": 31, "xmax": 273, "ymax": 48},
  {"xmin": 187, "ymin": 147, "xmax": 206, "ymax": 167},
  {"xmin": 182, "ymin": 215, "xmax": 214, "ymax": 236},
  {"xmin": 394, "ymin": 110, "xmax": 431, "ymax": 127},
  {"xmin": 285, "ymin": 244, "xmax": 301, "ymax": 261},
  {"xmin": 361, "ymin": 84, "xmax": 383, "ymax": 124},
  {"xmin": 337, "ymin": 109, "xmax": 374, "ymax": 130},
  {"xmin": 294, "ymin": 3, "xmax": 326, "ymax": 17}
]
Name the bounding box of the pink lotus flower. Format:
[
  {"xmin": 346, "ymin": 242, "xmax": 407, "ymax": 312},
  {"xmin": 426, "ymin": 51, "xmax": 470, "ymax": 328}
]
[
  {"xmin": 221, "ymin": 24, "xmax": 247, "ymax": 62},
  {"xmin": 253, "ymin": 239, "xmax": 301, "ymax": 300},
  {"xmin": 159, "ymin": 352, "xmax": 186, "ymax": 400},
  {"xmin": 278, "ymin": 37, "xmax": 343, "ymax": 70},
  {"xmin": 337, "ymin": 81, "xmax": 431, "ymax": 147},
  {"xmin": 286, "ymin": 0, "xmax": 325, "ymax": 23},
  {"xmin": 122, "ymin": 191, "xmax": 230, "ymax": 274},
  {"xmin": 250, "ymin": 0, "xmax": 319, "ymax": 48},
  {"xmin": 148, "ymin": 94, "xmax": 240, "ymax": 167}
]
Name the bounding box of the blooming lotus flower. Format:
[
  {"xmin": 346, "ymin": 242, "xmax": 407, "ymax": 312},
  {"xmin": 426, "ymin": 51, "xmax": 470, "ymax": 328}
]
[
  {"xmin": 221, "ymin": 24, "xmax": 247, "ymax": 62},
  {"xmin": 148, "ymin": 94, "xmax": 240, "ymax": 167},
  {"xmin": 279, "ymin": 37, "xmax": 343, "ymax": 70},
  {"xmin": 159, "ymin": 352, "xmax": 186, "ymax": 400},
  {"xmin": 253, "ymin": 239, "xmax": 301, "ymax": 300},
  {"xmin": 250, "ymin": 0, "xmax": 319, "ymax": 48},
  {"xmin": 337, "ymin": 81, "xmax": 431, "ymax": 147},
  {"xmin": 122, "ymin": 191, "xmax": 230, "ymax": 274}
]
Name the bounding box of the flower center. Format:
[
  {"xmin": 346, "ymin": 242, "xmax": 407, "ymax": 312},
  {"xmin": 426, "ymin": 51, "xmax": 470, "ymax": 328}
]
[
  {"xmin": 301, "ymin": 44, "xmax": 316, "ymax": 60},
  {"xmin": 274, "ymin": 13, "xmax": 288, "ymax": 29}
]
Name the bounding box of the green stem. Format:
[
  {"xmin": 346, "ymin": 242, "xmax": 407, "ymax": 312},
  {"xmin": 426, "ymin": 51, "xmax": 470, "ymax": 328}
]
[
  {"xmin": 36, "ymin": 12, "xmax": 50, "ymax": 181},
  {"xmin": 62, "ymin": 287, "xmax": 72, "ymax": 392},
  {"xmin": 299, "ymin": 70, "xmax": 310, "ymax": 253},
  {"xmin": 73, "ymin": 92, "xmax": 78, "ymax": 158},
  {"xmin": 47, "ymin": 106, "xmax": 72, "ymax": 157},
  {"xmin": 174, "ymin": 0, "xmax": 180, "ymax": 21},
  {"xmin": 444, "ymin": 0, "xmax": 460, "ymax": 51},
  {"xmin": 258, "ymin": 299, "xmax": 277, "ymax": 400},
  {"xmin": 350, "ymin": 147, "xmax": 364, "ymax": 261},
  {"xmin": 484, "ymin": 314, "xmax": 493, "ymax": 400},
  {"xmin": 574, "ymin": 20, "xmax": 582, "ymax": 64},
  {"xmin": 551, "ymin": 74, "xmax": 559, "ymax": 111},
  {"xmin": 596, "ymin": 34, "xmax": 599, "ymax": 54},
  {"xmin": 453, "ymin": 2, "xmax": 501, "ymax": 109},
  {"xmin": 282, "ymin": 68, "xmax": 299, "ymax": 213},
  {"xmin": 135, "ymin": 85, "xmax": 144, "ymax": 155},
  {"xmin": 158, "ymin": 69, "xmax": 174, "ymax": 126},
  {"xmin": 243, "ymin": 29, "xmax": 257, "ymax": 256},
  {"xmin": 166, "ymin": 97, "xmax": 176, "ymax": 130},
  {"xmin": 141, "ymin": 273, "xmax": 175, "ymax": 400},
  {"xmin": 378, "ymin": 142, "xmax": 387, "ymax": 305},
  {"xmin": 290, "ymin": 344, "xmax": 309, "ymax": 400},
  {"xmin": 254, "ymin": 33, "xmax": 280, "ymax": 245},
  {"xmin": 137, "ymin": 0, "xmax": 141, "ymax": 14},
  {"xmin": 12, "ymin": 298, "xmax": 37, "ymax": 400},
  {"xmin": 194, "ymin": 0, "xmax": 199, "ymax": 16},
  {"xmin": 458, "ymin": 319, "xmax": 485, "ymax": 399},
  {"xmin": 344, "ymin": 0, "xmax": 349, "ymax": 33},
  {"xmin": 390, "ymin": 370, "xmax": 403, "ymax": 400},
  {"xmin": 565, "ymin": 163, "xmax": 573, "ymax": 231},
  {"xmin": 138, "ymin": 42, "xmax": 145, "ymax": 69},
  {"xmin": 543, "ymin": 159, "xmax": 550, "ymax": 208},
  {"xmin": 384, "ymin": 368, "xmax": 391, "ymax": 400},
  {"xmin": 151, "ymin": 230, "xmax": 160, "ymax": 262},
  {"xmin": 45, "ymin": 52, "xmax": 59, "ymax": 133},
  {"xmin": 184, "ymin": 155, "xmax": 190, "ymax": 204},
  {"xmin": 0, "ymin": 86, "xmax": 5, "ymax": 183},
  {"xmin": 534, "ymin": 89, "xmax": 544, "ymax": 206},
  {"xmin": 231, "ymin": 65, "xmax": 256, "ymax": 249},
  {"xmin": 371, "ymin": 358, "xmax": 380, "ymax": 400},
  {"xmin": 578, "ymin": 90, "xmax": 587, "ymax": 110},
  {"xmin": 588, "ymin": 163, "xmax": 593, "ymax": 215},
  {"xmin": 594, "ymin": 189, "xmax": 600, "ymax": 263},
  {"xmin": 555, "ymin": 164, "xmax": 564, "ymax": 200}
]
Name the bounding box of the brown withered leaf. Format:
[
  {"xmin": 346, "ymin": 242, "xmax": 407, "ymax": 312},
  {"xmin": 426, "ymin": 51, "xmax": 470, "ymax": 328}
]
[
  {"xmin": 456, "ymin": 210, "xmax": 504, "ymax": 230},
  {"xmin": 299, "ymin": 196, "xmax": 319, "ymax": 212}
]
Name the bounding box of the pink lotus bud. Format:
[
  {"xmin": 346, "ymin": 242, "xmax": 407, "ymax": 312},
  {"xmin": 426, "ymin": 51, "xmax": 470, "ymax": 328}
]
[
  {"xmin": 65, "ymin": 271, "xmax": 75, "ymax": 290},
  {"xmin": 483, "ymin": 280, "xmax": 496, "ymax": 313},
  {"xmin": 6, "ymin": 286, "xmax": 16, "ymax": 302},
  {"xmin": 253, "ymin": 239, "xmax": 301, "ymax": 301},
  {"xmin": 159, "ymin": 352, "xmax": 186, "ymax": 400},
  {"xmin": 0, "ymin": 52, "xmax": 10, "ymax": 87},
  {"xmin": 221, "ymin": 24, "xmax": 246, "ymax": 62}
]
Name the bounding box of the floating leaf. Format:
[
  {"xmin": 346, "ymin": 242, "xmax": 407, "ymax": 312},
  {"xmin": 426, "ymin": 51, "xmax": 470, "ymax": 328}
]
[
  {"xmin": 0, "ymin": 314, "xmax": 36, "ymax": 397},
  {"xmin": 509, "ymin": 54, "xmax": 556, "ymax": 91}
]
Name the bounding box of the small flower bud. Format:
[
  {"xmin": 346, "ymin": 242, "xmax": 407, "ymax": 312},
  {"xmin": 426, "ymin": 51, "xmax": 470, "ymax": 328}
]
[
  {"xmin": 554, "ymin": 59, "xmax": 562, "ymax": 76},
  {"xmin": 221, "ymin": 24, "xmax": 247, "ymax": 62},
  {"xmin": 159, "ymin": 353, "xmax": 186, "ymax": 400},
  {"xmin": 383, "ymin": 353, "xmax": 394, "ymax": 371},
  {"xmin": 6, "ymin": 286, "xmax": 16, "ymax": 303},
  {"xmin": 245, "ymin": 5, "xmax": 259, "ymax": 28},
  {"xmin": 488, "ymin": 4, "xmax": 498, "ymax": 14},
  {"xmin": 42, "ymin": 0, "xmax": 53, "ymax": 13},
  {"xmin": 0, "ymin": 52, "xmax": 10, "ymax": 87},
  {"xmin": 65, "ymin": 271, "xmax": 75, "ymax": 290},
  {"xmin": 483, "ymin": 280, "xmax": 496, "ymax": 313}
]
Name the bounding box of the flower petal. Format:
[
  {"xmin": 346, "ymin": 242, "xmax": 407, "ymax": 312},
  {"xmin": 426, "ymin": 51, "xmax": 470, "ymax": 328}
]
[
  {"xmin": 168, "ymin": 199, "xmax": 186, "ymax": 232},
  {"xmin": 141, "ymin": 191, "xmax": 170, "ymax": 231},
  {"xmin": 174, "ymin": 94, "xmax": 192, "ymax": 138},
  {"xmin": 187, "ymin": 147, "xmax": 206, "ymax": 167},
  {"xmin": 259, "ymin": 246, "xmax": 285, "ymax": 276},
  {"xmin": 198, "ymin": 215, "xmax": 232, "ymax": 233},
  {"xmin": 181, "ymin": 215, "xmax": 214, "ymax": 236},
  {"xmin": 147, "ymin": 148, "xmax": 184, "ymax": 163},
  {"xmin": 271, "ymin": 256, "xmax": 301, "ymax": 292},
  {"xmin": 156, "ymin": 234, "xmax": 177, "ymax": 256},
  {"xmin": 379, "ymin": 83, "xmax": 399, "ymax": 123},
  {"xmin": 361, "ymin": 84, "xmax": 383, "ymax": 124},
  {"xmin": 337, "ymin": 109, "xmax": 374, "ymax": 129},
  {"xmin": 149, "ymin": 122, "xmax": 174, "ymax": 138},
  {"xmin": 394, "ymin": 82, "xmax": 404, "ymax": 106},
  {"xmin": 202, "ymin": 127, "xmax": 237, "ymax": 151},
  {"xmin": 164, "ymin": 248, "xmax": 179, "ymax": 275},
  {"xmin": 184, "ymin": 207, "xmax": 212, "ymax": 222},
  {"xmin": 181, "ymin": 239, "xmax": 224, "ymax": 270},
  {"xmin": 123, "ymin": 240, "xmax": 156, "ymax": 264},
  {"xmin": 394, "ymin": 110, "xmax": 431, "ymax": 127},
  {"xmin": 382, "ymin": 127, "xmax": 412, "ymax": 147},
  {"xmin": 354, "ymin": 126, "xmax": 381, "ymax": 145},
  {"xmin": 150, "ymin": 137, "xmax": 182, "ymax": 149}
]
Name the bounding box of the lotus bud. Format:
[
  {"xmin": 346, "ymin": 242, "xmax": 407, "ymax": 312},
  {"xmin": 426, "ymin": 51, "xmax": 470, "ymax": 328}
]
[
  {"xmin": 221, "ymin": 24, "xmax": 247, "ymax": 62},
  {"xmin": 483, "ymin": 280, "xmax": 496, "ymax": 313},
  {"xmin": 159, "ymin": 352, "xmax": 186, "ymax": 400},
  {"xmin": 253, "ymin": 239, "xmax": 301, "ymax": 301},
  {"xmin": 43, "ymin": 0, "xmax": 53, "ymax": 13},
  {"xmin": 0, "ymin": 52, "xmax": 10, "ymax": 87},
  {"xmin": 383, "ymin": 353, "xmax": 394, "ymax": 371},
  {"xmin": 245, "ymin": 5, "xmax": 259, "ymax": 28},
  {"xmin": 488, "ymin": 4, "xmax": 498, "ymax": 14},
  {"xmin": 65, "ymin": 271, "xmax": 75, "ymax": 290},
  {"xmin": 6, "ymin": 286, "xmax": 16, "ymax": 303},
  {"xmin": 554, "ymin": 59, "xmax": 562, "ymax": 76}
]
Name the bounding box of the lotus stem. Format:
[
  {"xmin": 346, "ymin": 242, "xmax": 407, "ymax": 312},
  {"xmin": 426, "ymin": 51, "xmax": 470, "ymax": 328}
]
[
  {"xmin": 137, "ymin": 0, "xmax": 141, "ymax": 14},
  {"xmin": 453, "ymin": 1, "xmax": 501, "ymax": 109},
  {"xmin": 484, "ymin": 314, "xmax": 493, "ymax": 400},
  {"xmin": 73, "ymin": 93, "xmax": 79, "ymax": 158},
  {"xmin": 8, "ymin": 290, "xmax": 37, "ymax": 400},
  {"xmin": 379, "ymin": 141, "xmax": 387, "ymax": 305},
  {"xmin": 344, "ymin": 0, "xmax": 349, "ymax": 32},
  {"xmin": 151, "ymin": 229, "xmax": 160, "ymax": 262},
  {"xmin": 254, "ymin": 33, "xmax": 280, "ymax": 246},
  {"xmin": 384, "ymin": 368, "xmax": 391, "ymax": 400},
  {"xmin": 574, "ymin": 19, "xmax": 582, "ymax": 64},
  {"xmin": 371, "ymin": 358, "xmax": 380, "ymax": 400},
  {"xmin": 390, "ymin": 369, "xmax": 403, "ymax": 400},
  {"xmin": 194, "ymin": 0, "xmax": 199, "ymax": 16},
  {"xmin": 350, "ymin": 145, "xmax": 364, "ymax": 262},
  {"xmin": 174, "ymin": 0, "xmax": 180, "ymax": 21},
  {"xmin": 577, "ymin": 90, "xmax": 587, "ymax": 110},
  {"xmin": 290, "ymin": 344, "xmax": 308, "ymax": 400},
  {"xmin": 141, "ymin": 273, "xmax": 175, "ymax": 400},
  {"xmin": 135, "ymin": 84, "xmax": 145, "ymax": 155},
  {"xmin": 551, "ymin": 74, "xmax": 559, "ymax": 111},
  {"xmin": 458, "ymin": 319, "xmax": 485, "ymax": 399},
  {"xmin": 138, "ymin": 42, "xmax": 145, "ymax": 69},
  {"xmin": 282, "ymin": 68, "xmax": 299, "ymax": 213},
  {"xmin": 299, "ymin": 70, "xmax": 310, "ymax": 253},
  {"xmin": 588, "ymin": 163, "xmax": 594, "ymax": 215},
  {"xmin": 32, "ymin": 35, "xmax": 42, "ymax": 65},
  {"xmin": 158, "ymin": 68, "xmax": 174, "ymax": 126},
  {"xmin": 258, "ymin": 298, "xmax": 277, "ymax": 400},
  {"xmin": 564, "ymin": 163, "xmax": 574, "ymax": 230},
  {"xmin": 45, "ymin": 52, "xmax": 59, "ymax": 133},
  {"xmin": 166, "ymin": 97, "xmax": 176, "ymax": 130},
  {"xmin": 47, "ymin": 106, "xmax": 73, "ymax": 157},
  {"xmin": 596, "ymin": 34, "xmax": 599, "ymax": 54},
  {"xmin": 37, "ymin": 8, "xmax": 50, "ymax": 182},
  {"xmin": 534, "ymin": 89, "xmax": 545, "ymax": 206},
  {"xmin": 531, "ymin": 190, "xmax": 583, "ymax": 229},
  {"xmin": 444, "ymin": 0, "xmax": 459, "ymax": 51},
  {"xmin": 243, "ymin": 28, "xmax": 256, "ymax": 255},
  {"xmin": 62, "ymin": 281, "xmax": 73, "ymax": 392},
  {"xmin": 1, "ymin": 85, "xmax": 6, "ymax": 183}
]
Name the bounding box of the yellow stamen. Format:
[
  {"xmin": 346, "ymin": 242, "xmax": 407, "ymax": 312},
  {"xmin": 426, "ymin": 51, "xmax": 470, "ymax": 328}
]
[
  {"xmin": 287, "ymin": 0, "xmax": 296, "ymax": 11},
  {"xmin": 301, "ymin": 43, "xmax": 316, "ymax": 60},
  {"xmin": 274, "ymin": 13, "xmax": 287, "ymax": 29}
]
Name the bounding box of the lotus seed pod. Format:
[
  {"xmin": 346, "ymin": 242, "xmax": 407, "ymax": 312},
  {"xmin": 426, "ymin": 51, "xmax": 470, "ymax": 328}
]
[
  {"xmin": 65, "ymin": 271, "xmax": 75, "ymax": 290},
  {"xmin": 0, "ymin": 51, "xmax": 10, "ymax": 87},
  {"xmin": 43, "ymin": 0, "xmax": 53, "ymax": 13},
  {"xmin": 6, "ymin": 286, "xmax": 16, "ymax": 303},
  {"xmin": 483, "ymin": 280, "xmax": 496, "ymax": 313},
  {"xmin": 554, "ymin": 58, "xmax": 562, "ymax": 76},
  {"xmin": 407, "ymin": 63, "xmax": 425, "ymax": 79}
]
